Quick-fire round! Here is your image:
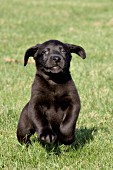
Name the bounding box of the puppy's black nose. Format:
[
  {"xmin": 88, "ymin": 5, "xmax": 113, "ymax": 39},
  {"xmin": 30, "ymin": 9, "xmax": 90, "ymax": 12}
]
[{"xmin": 52, "ymin": 55, "xmax": 61, "ymax": 62}]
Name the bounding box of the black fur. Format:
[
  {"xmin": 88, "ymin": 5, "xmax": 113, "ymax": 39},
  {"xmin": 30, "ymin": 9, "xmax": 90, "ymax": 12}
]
[{"xmin": 17, "ymin": 40, "xmax": 86, "ymax": 145}]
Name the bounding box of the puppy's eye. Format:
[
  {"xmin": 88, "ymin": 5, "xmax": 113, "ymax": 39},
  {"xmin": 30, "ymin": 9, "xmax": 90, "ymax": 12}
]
[
  {"xmin": 59, "ymin": 47, "xmax": 66, "ymax": 54},
  {"xmin": 42, "ymin": 50, "xmax": 49, "ymax": 55},
  {"xmin": 61, "ymin": 50, "xmax": 66, "ymax": 54},
  {"xmin": 45, "ymin": 51, "xmax": 49, "ymax": 55}
]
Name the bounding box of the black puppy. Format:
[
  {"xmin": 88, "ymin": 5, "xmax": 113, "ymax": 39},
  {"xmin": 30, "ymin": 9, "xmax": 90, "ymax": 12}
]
[{"xmin": 17, "ymin": 40, "xmax": 86, "ymax": 145}]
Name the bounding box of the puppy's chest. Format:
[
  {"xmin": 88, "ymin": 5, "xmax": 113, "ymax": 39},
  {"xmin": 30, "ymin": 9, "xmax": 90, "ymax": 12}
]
[
  {"xmin": 41, "ymin": 93, "xmax": 70, "ymax": 111},
  {"xmin": 39, "ymin": 91, "xmax": 71, "ymax": 120}
]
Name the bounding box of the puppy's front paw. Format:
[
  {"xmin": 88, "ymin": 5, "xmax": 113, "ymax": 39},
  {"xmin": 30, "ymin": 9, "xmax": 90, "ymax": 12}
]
[{"xmin": 39, "ymin": 128, "xmax": 57, "ymax": 144}]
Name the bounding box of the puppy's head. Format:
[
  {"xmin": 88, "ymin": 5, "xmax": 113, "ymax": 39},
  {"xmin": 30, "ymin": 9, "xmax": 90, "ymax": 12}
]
[{"xmin": 24, "ymin": 40, "xmax": 86, "ymax": 74}]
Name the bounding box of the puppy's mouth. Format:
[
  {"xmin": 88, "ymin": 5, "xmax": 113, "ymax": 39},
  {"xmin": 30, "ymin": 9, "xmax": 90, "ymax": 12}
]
[{"xmin": 45, "ymin": 65, "xmax": 63, "ymax": 74}]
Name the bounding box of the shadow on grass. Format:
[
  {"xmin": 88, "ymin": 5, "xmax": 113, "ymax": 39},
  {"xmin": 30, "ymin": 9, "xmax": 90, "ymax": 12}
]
[
  {"xmin": 40, "ymin": 127, "xmax": 97, "ymax": 155},
  {"xmin": 73, "ymin": 127, "xmax": 97, "ymax": 149}
]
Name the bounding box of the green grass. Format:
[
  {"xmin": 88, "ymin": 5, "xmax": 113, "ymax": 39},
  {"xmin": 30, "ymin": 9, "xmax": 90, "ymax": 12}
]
[{"xmin": 0, "ymin": 0, "xmax": 113, "ymax": 169}]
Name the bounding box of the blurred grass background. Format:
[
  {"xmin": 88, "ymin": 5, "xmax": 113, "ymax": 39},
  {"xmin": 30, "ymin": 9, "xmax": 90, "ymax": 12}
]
[{"xmin": 0, "ymin": 0, "xmax": 113, "ymax": 169}]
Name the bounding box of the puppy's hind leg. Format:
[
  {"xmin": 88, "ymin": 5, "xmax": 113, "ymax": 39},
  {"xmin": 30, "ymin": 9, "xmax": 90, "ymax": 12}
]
[{"xmin": 17, "ymin": 103, "xmax": 35, "ymax": 145}]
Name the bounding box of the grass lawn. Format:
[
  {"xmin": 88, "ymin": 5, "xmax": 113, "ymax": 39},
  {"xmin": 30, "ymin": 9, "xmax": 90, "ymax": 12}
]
[{"xmin": 0, "ymin": 0, "xmax": 113, "ymax": 169}]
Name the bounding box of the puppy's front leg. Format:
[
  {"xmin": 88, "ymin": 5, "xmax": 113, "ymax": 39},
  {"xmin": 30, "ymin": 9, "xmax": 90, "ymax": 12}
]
[
  {"xmin": 59, "ymin": 104, "xmax": 80, "ymax": 145},
  {"xmin": 28, "ymin": 105, "xmax": 57, "ymax": 144}
]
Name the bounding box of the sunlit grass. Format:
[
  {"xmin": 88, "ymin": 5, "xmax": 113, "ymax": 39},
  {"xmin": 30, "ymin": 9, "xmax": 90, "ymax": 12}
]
[{"xmin": 0, "ymin": 0, "xmax": 113, "ymax": 169}]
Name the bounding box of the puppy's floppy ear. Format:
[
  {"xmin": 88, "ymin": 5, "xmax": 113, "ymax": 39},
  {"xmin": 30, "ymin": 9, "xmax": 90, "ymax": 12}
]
[
  {"xmin": 66, "ymin": 44, "xmax": 86, "ymax": 59},
  {"xmin": 24, "ymin": 44, "xmax": 40, "ymax": 66}
]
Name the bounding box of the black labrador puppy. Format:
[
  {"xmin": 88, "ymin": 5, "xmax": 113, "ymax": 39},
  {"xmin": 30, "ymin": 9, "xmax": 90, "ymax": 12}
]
[{"xmin": 17, "ymin": 40, "xmax": 86, "ymax": 145}]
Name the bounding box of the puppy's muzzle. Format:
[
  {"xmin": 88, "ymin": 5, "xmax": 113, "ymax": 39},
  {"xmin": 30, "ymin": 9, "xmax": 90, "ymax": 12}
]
[
  {"xmin": 51, "ymin": 55, "xmax": 61, "ymax": 63},
  {"xmin": 47, "ymin": 54, "xmax": 63, "ymax": 73}
]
